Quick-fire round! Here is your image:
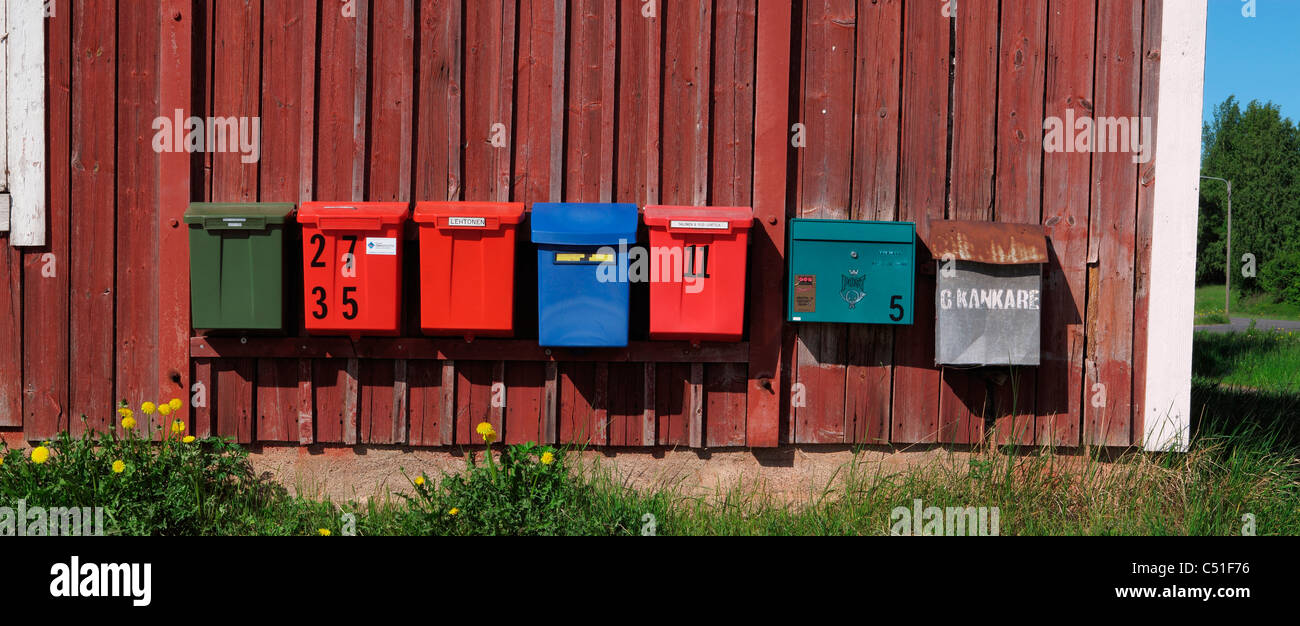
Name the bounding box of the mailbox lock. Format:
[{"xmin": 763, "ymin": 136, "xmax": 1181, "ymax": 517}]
[{"xmin": 850, "ymin": 251, "xmax": 859, "ymax": 259}]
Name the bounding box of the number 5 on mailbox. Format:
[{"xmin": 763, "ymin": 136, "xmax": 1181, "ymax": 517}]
[{"xmin": 298, "ymin": 202, "xmax": 410, "ymax": 337}]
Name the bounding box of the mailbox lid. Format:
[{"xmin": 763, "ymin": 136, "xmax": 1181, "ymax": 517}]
[
  {"xmin": 643, "ymin": 206, "xmax": 753, "ymax": 234},
  {"xmin": 531, "ymin": 202, "xmax": 638, "ymax": 245},
  {"xmin": 184, "ymin": 202, "xmax": 295, "ymax": 230},
  {"xmin": 298, "ymin": 202, "xmax": 410, "ymax": 229},
  {"xmin": 789, "ymin": 218, "xmax": 914, "ymax": 243},
  {"xmin": 413, "ymin": 201, "xmax": 525, "ymax": 230}
]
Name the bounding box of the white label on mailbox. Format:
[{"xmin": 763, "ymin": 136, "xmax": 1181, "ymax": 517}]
[
  {"xmin": 670, "ymin": 220, "xmax": 728, "ymax": 230},
  {"xmin": 223, "ymin": 218, "xmax": 246, "ymax": 226},
  {"xmin": 448, "ymin": 217, "xmax": 487, "ymax": 227},
  {"xmin": 365, "ymin": 237, "xmax": 398, "ymax": 256}
]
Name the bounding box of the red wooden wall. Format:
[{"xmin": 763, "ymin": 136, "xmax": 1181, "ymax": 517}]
[{"xmin": 2, "ymin": 0, "xmax": 1162, "ymax": 449}]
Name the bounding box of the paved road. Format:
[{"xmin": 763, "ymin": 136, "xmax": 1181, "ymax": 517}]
[{"xmin": 1194, "ymin": 317, "xmax": 1300, "ymax": 333}]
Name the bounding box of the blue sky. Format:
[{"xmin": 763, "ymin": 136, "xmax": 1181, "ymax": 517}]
[{"xmin": 1203, "ymin": 0, "xmax": 1300, "ymax": 125}]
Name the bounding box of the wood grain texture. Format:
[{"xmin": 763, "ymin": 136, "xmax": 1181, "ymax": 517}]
[
  {"xmin": 1037, "ymin": 0, "xmax": 1097, "ymax": 447},
  {"xmin": 1084, "ymin": 0, "xmax": 1143, "ymax": 447},
  {"xmin": 158, "ymin": 0, "xmax": 193, "ymax": 432},
  {"xmin": 891, "ymin": 0, "xmax": 949, "ymax": 444},
  {"xmin": 1131, "ymin": 0, "xmax": 1163, "ymax": 446},
  {"xmin": 24, "ymin": 1, "xmax": 71, "ymax": 439}
]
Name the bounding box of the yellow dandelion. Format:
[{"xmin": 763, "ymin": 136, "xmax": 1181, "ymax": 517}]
[
  {"xmin": 141, "ymin": 402, "xmax": 156, "ymax": 415},
  {"xmin": 117, "ymin": 407, "xmax": 133, "ymax": 419},
  {"xmin": 112, "ymin": 460, "xmax": 125, "ymax": 474},
  {"xmin": 449, "ymin": 508, "xmax": 460, "ymax": 516},
  {"xmin": 158, "ymin": 403, "xmax": 172, "ymax": 417},
  {"xmin": 541, "ymin": 451, "xmax": 555, "ymax": 465},
  {"xmin": 318, "ymin": 528, "xmax": 331, "ymax": 536},
  {"xmin": 170, "ymin": 420, "xmax": 186, "ymax": 435},
  {"xmin": 169, "ymin": 398, "xmax": 183, "ymax": 411},
  {"xmin": 183, "ymin": 435, "xmax": 196, "ymax": 443},
  {"xmin": 0, "ymin": 457, "xmax": 5, "ymax": 467},
  {"xmin": 475, "ymin": 421, "xmax": 497, "ymax": 443},
  {"xmin": 414, "ymin": 475, "xmax": 426, "ymax": 486},
  {"xmin": 30, "ymin": 446, "xmax": 50, "ymax": 464},
  {"xmin": 121, "ymin": 416, "xmax": 137, "ymax": 430}
]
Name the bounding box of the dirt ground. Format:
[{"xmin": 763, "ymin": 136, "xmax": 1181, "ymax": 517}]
[{"xmin": 245, "ymin": 443, "xmax": 981, "ymax": 504}]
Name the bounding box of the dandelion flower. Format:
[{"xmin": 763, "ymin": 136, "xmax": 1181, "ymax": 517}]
[
  {"xmin": 30, "ymin": 446, "xmax": 50, "ymax": 464},
  {"xmin": 414, "ymin": 475, "xmax": 426, "ymax": 486},
  {"xmin": 141, "ymin": 402, "xmax": 156, "ymax": 415},
  {"xmin": 169, "ymin": 398, "xmax": 183, "ymax": 411},
  {"xmin": 158, "ymin": 404, "xmax": 172, "ymax": 417},
  {"xmin": 121, "ymin": 416, "xmax": 137, "ymax": 430},
  {"xmin": 112, "ymin": 460, "xmax": 125, "ymax": 474},
  {"xmin": 170, "ymin": 420, "xmax": 186, "ymax": 435},
  {"xmin": 475, "ymin": 421, "xmax": 497, "ymax": 443},
  {"xmin": 183, "ymin": 435, "xmax": 196, "ymax": 443},
  {"xmin": 449, "ymin": 508, "xmax": 460, "ymax": 516},
  {"xmin": 318, "ymin": 528, "xmax": 331, "ymax": 536},
  {"xmin": 117, "ymin": 407, "xmax": 134, "ymax": 419},
  {"xmin": 541, "ymin": 451, "xmax": 555, "ymax": 465}
]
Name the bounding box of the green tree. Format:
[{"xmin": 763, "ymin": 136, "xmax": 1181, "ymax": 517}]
[{"xmin": 1199, "ymin": 97, "xmax": 1300, "ymax": 303}]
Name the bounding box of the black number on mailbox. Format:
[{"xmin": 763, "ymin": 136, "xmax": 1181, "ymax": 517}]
[
  {"xmin": 889, "ymin": 295, "xmax": 905, "ymax": 321},
  {"xmin": 309, "ymin": 234, "xmax": 327, "ymax": 268},
  {"xmin": 312, "ymin": 286, "xmax": 328, "ymax": 319},
  {"xmin": 342, "ymin": 287, "xmax": 359, "ymax": 320},
  {"xmin": 343, "ymin": 235, "xmax": 358, "ymax": 255}
]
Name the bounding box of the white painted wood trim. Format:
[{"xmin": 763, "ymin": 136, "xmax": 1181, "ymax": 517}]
[
  {"xmin": 0, "ymin": 0, "xmax": 9, "ymax": 198},
  {"xmin": 1142, "ymin": 0, "xmax": 1208, "ymax": 452},
  {"xmin": 5, "ymin": 0, "xmax": 44, "ymax": 246}
]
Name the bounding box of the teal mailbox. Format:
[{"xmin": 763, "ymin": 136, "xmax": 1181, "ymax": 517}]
[{"xmin": 787, "ymin": 219, "xmax": 915, "ymax": 324}]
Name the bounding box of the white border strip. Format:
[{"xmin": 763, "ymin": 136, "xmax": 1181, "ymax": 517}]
[
  {"xmin": 1143, "ymin": 0, "xmax": 1208, "ymax": 452},
  {"xmin": 5, "ymin": 0, "xmax": 45, "ymax": 246}
]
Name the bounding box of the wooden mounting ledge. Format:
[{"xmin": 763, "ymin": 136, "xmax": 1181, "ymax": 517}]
[{"xmin": 190, "ymin": 336, "xmax": 750, "ymax": 363}]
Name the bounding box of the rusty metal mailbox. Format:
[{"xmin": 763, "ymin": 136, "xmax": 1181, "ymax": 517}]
[{"xmin": 929, "ymin": 221, "xmax": 1048, "ymax": 366}]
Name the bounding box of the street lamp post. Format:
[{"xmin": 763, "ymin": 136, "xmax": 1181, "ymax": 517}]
[{"xmin": 1201, "ymin": 175, "xmax": 1232, "ymax": 317}]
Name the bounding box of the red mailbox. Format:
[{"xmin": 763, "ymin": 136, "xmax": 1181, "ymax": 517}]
[
  {"xmin": 413, "ymin": 201, "xmax": 526, "ymax": 338},
  {"xmin": 298, "ymin": 202, "xmax": 409, "ymax": 336},
  {"xmin": 643, "ymin": 206, "xmax": 753, "ymax": 342}
]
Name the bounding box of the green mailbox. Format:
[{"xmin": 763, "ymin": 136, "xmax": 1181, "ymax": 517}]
[
  {"xmin": 787, "ymin": 219, "xmax": 915, "ymax": 324},
  {"xmin": 185, "ymin": 202, "xmax": 295, "ymax": 331}
]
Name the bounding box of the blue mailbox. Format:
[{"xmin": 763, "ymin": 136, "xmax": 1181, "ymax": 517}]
[{"xmin": 532, "ymin": 202, "xmax": 640, "ymax": 347}]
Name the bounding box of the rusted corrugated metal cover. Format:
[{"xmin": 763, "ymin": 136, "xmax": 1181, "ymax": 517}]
[{"xmin": 926, "ymin": 220, "xmax": 1048, "ymax": 265}]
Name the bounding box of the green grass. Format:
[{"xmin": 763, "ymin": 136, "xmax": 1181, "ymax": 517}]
[
  {"xmin": 5, "ymin": 344, "xmax": 1298, "ymax": 536},
  {"xmin": 1195, "ymin": 284, "xmax": 1300, "ymax": 323}
]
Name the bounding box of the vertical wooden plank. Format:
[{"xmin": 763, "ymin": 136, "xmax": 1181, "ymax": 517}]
[
  {"xmin": 616, "ymin": 0, "xmax": 663, "ymax": 446},
  {"xmin": 361, "ymin": 0, "xmax": 415, "ymax": 446},
  {"xmin": 407, "ymin": 361, "xmax": 442, "ymax": 446},
  {"xmin": 591, "ymin": 362, "xmax": 608, "ymax": 446},
  {"xmin": 211, "ymin": 0, "xmax": 261, "ymax": 203},
  {"xmin": 116, "ymin": 0, "xmax": 161, "ymax": 433},
  {"xmin": 5, "ymin": 0, "xmax": 46, "ymax": 246},
  {"xmin": 661, "ymin": 0, "xmax": 712, "ymax": 207},
  {"xmin": 703, "ymin": 0, "xmax": 755, "ymax": 448},
  {"xmin": 297, "ymin": 358, "xmax": 314, "ymax": 444},
  {"xmin": 1084, "ymin": 0, "xmax": 1142, "ymax": 447},
  {"xmin": 0, "ymin": 231, "xmax": 19, "ymax": 427},
  {"xmin": 745, "ymin": 0, "xmax": 792, "ymax": 448},
  {"xmin": 937, "ymin": 0, "xmax": 998, "ymax": 445},
  {"xmin": 193, "ymin": 358, "xmax": 213, "ymax": 438},
  {"xmin": 415, "ymin": 0, "xmax": 463, "ymax": 202},
  {"xmin": 69, "ymin": 0, "xmax": 117, "ymax": 436},
  {"xmin": 1037, "ymin": 0, "xmax": 1096, "ymax": 447},
  {"xmin": 22, "ymin": 0, "xmax": 71, "ymax": 439},
  {"xmin": 558, "ymin": 362, "xmax": 595, "ymax": 444},
  {"xmin": 505, "ymin": 360, "xmax": 544, "ymax": 445},
  {"xmin": 158, "ymin": 0, "xmax": 192, "ymax": 424},
  {"xmin": 342, "ymin": 358, "xmax": 359, "ymax": 445},
  {"xmin": 440, "ymin": 360, "xmax": 455, "ymax": 444},
  {"xmin": 793, "ymin": 0, "xmax": 855, "ymax": 445},
  {"xmin": 543, "ymin": 361, "xmax": 558, "ymax": 444},
  {"xmin": 989, "ymin": 0, "xmax": 1048, "ymax": 446},
  {"xmin": 688, "ymin": 363, "xmax": 704, "ymax": 448},
  {"xmin": 455, "ymin": 361, "xmax": 493, "ymax": 444},
  {"xmin": 312, "ymin": 360, "xmax": 346, "ymax": 443},
  {"xmin": 890, "ymin": 0, "xmax": 950, "ymax": 444},
  {"xmin": 657, "ymin": 363, "xmax": 690, "ymax": 446},
  {"xmin": 465, "ymin": 0, "xmax": 516, "ymax": 202},
  {"xmin": 316, "ymin": 0, "xmax": 364, "ymax": 201},
  {"xmin": 216, "ymin": 359, "xmax": 255, "ymax": 443},
  {"xmin": 845, "ymin": 0, "xmax": 902, "ymax": 445},
  {"xmin": 1131, "ymin": 0, "xmax": 1163, "ymax": 445},
  {"xmin": 256, "ymin": 359, "xmax": 297, "ymax": 441}
]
